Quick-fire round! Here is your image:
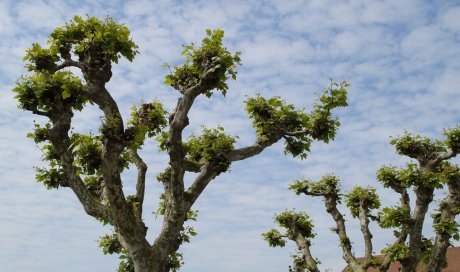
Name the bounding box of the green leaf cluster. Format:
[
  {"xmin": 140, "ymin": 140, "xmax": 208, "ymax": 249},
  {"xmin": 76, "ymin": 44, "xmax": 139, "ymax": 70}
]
[
  {"xmin": 35, "ymin": 166, "xmax": 64, "ymax": 189},
  {"xmin": 156, "ymin": 167, "xmax": 171, "ymax": 184},
  {"xmin": 27, "ymin": 122, "xmax": 51, "ymax": 143},
  {"xmin": 180, "ymin": 225, "xmax": 198, "ymax": 243},
  {"xmin": 168, "ymin": 252, "xmax": 184, "ymax": 272},
  {"xmin": 420, "ymin": 237, "xmax": 434, "ymax": 262},
  {"xmin": 24, "ymin": 43, "xmax": 60, "ymax": 71},
  {"xmin": 377, "ymin": 206, "xmax": 410, "ymax": 229},
  {"xmin": 164, "ymin": 29, "xmax": 241, "ymax": 96},
  {"xmin": 184, "ymin": 126, "xmax": 236, "ymax": 165},
  {"xmin": 291, "ymin": 252, "xmax": 309, "ymax": 271},
  {"xmin": 117, "ymin": 257, "xmax": 135, "ymax": 272},
  {"xmin": 99, "ymin": 234, "xmax": 134, "ymax": 272},
  {"xmin": 289, "ymin": 175, "xmax": 341, "ymax": 197},
  {"xmin": 127, "ymin": 101, "xmax": 168, "ymax": 147},
  {"xmin": 70, "ymin": 133, "xmax": 103, "ymax": 175},
  {"xmin": 440, "ymin": 163, "xmax": 460, "ymax": 183},
  {"xmin": 275, "ymin": 210, "xmax": 316, "ymax": 239},
  {"xmin": 28, "ymin": 125, "xmax": 65, "ymax": 189},
  {"xmin": 48, "ymin": 15, "xmax": 138, "ymax": 64},
  {"xmin": 344, "ymin": 186, "xmax": 380, "ymax": 218},
  {"xmin": 83, "ymin": 176, "xmax": 103, "ymax": 197},
  {"xmin": 154, "ymin": 193, "xmax": 166, "ymax": 218},
  {"xmin": 262, "ymin": 229, "xmax": 286, "ymax": 247},
  {"xmin": 376, "ymin": 166, "xmax": 405, "ymax": 190},
  {"xmin": 445, "ymin": 126, "xmax": 460, "ymax": 153},
  {"xmin": 432, "ymin": 214, "xmax": 460, "ymax": 240},
  {"xmin": 245, "ymin": 95, "xmax": 312, "ymax": 159},
  {"xmin": 308, "ymin": 80, "xmax": 348, "ymax": 143},
  {"xmin": 377, "ymin": 164, "xmax": 446, "ymax": 190},
  {"xmin": 99, "ymin": 233, "xmax": 123, "ymax": 255},
  {"xmin": 13, "ymin": 71, "xmax": 87, "ymax": 112},
  {"xmin": 381, "ymin": 243, "xmax": 410, "ymax": 261},
  {"xmin": 390, "ymin": 132, "xmax": 446, "ymax": 161},
  {"xmin": 245, "ymin": 81, "xmax": 348, "ymax": 159}
]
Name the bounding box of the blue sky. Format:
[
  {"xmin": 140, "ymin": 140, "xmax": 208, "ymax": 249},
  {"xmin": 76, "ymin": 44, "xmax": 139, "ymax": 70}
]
[{"xmin": 1, "ymin": 0, "xmax": 460, "ymax": 271}]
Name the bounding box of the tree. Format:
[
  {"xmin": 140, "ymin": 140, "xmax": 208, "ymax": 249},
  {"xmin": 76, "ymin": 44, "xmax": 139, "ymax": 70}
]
[
  {"xmin": 13, "ymin": 16, "xmax": 349, "ymax": 272},
  {"xmin": 263, "ymin": 128, "xmax": 460, "ymax": 272}
]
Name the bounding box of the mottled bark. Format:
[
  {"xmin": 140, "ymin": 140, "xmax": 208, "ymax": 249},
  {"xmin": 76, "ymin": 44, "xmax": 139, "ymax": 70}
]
[
  {"xmin": 326, "ymin": 198, "xmax": 365, "ymax": 272},
  {"xmin": 292, "ymin": 233, "xmax": 319, "ymax": 272},
  {"xmin": 400, "ymin": 187, "xmax": 433, "ymax": 272},
  {"xmin": 358, "ymin": 204, "xmax": 373, "ymax": 270},
  {"xmin": 128, "ymin": 148, "xmax": 147, "ymax": 219},
  {"xmin": 380, "ymin": 189, "xmax": 410, "ymax": 272},
  {"xmin": 425, "ymin": 178, "xmax": 460, "ymax": 272}
]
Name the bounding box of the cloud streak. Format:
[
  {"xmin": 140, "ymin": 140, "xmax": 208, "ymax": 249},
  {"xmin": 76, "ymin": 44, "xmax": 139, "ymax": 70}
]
[{"xmin": 1, "ymin": 0, "xmax": 459, "ymax": 271}]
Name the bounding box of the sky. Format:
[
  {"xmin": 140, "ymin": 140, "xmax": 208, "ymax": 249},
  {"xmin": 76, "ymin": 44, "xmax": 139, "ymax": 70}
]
[{"xmin": 0, "ymin": 0, "xmax": 460, "ymax": 271}]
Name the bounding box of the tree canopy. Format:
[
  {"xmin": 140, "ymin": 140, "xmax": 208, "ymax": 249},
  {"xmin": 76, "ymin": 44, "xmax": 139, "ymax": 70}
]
[
  {"xmin": 13, "ymin": 15, "xmax": 349, "ymax": 272},
  {"xmin": 264, "ymin": 128, "xmax": 460, "ymax": 272}
]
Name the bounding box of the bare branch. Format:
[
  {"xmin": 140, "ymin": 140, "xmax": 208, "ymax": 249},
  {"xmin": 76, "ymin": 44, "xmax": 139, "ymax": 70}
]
[
  {"xmin": 225, "ymin": 138, "xmax": 277, "ymax": 162},
  {"xmin": 184, "ymin": 163, "xmax": 220, "ymax": 210},
  {"xmin": 184, "ymin": 160, "xmax": 204, "ymax": 173},
  {"xmin": 425, "ymin": 150, "xmax": 456, "ymax": 168},
  {"xmin": 31, "ymin": 108, "xmax": 50, "ymax": 117},
  {"xmin": 56, "ymin": 59, "xmax": 83, "ymax": 70},
  {"xmin": 284, "ymin": 130, "xmax": 307, "ymax": 137}
]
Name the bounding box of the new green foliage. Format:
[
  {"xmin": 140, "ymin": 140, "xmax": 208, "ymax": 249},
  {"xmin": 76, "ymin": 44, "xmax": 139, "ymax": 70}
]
[
  {"xmin": 164, "ymin": 29, "xmax": 241, "ymax": 96},
  {"xmin": 47, "ymin": 15, "xmax": 138, "ymax": 64},
  {"xmin": 345, "ymin": 187, "xmax": 380, "ymax": 218},
  {"xmin": 391, "ymin": 132, "xmax": 446, "ymax": 161},
  {"xmin": 184, "ymin": 126, "xmax": 236, "ymax": 166},
  {"xmin": 127, "ymin": 101, "xmax": 168, "ymax": 147},
  {"xmin": 245, "ymin": 80, "xmax": 348, "ymax": 159},
  {"xmin": 13, "ymin": 71, "xmax": 87, "ymax": 112},
  {"xmin": 378, "ymin": 206, "xmax": 410, "ymax": 229},
  {"xmin": 262, "ymin": 229, "xmax": 287, "ymax": 247},
  {"xmin": 264, "ymin": 128, "xmax": 460, "ymax": 272},
  {"xmin": 289, "ymin": 175, "xmax": 341, "ymax": 196},
  {"xmin": 15, "ymin": 15, "xmax": 349, "ymax": 272}
]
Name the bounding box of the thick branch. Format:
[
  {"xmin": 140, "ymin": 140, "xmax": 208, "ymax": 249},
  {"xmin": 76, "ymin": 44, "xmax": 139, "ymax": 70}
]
[
  {"xmin": 225, "ymin": 138, "xmax": 277, "ymax": 162},
  {"xmin": 152, "ymin": 67, "xmax": 236, "ymax": 263},
  {"xmin": 81, "ymin": 75, "xmax": 149, "ymax": 254},
  {"xmin": 184, "ymin": 163, "xmax": 220, "ymax": 210},
  {"xmin": 47, "ymin": 111, "xmax": 111, "ymax": 223},
  {"xmin": 322, "ymin": 195, "xmax": 364, "ymax": 272},
  {"xmin": 184, "ymin": 160, "xmax": 203, "ymax": 173},
  {"xmin": 292, "ymin": 232, "xmax": 319, "ymax": 272},
  {"xmin": 380, "ymin": 189, "xmax": 410, "ymax": 271},
  {"xmin": 128, "ymin": 148, "xmax": 147, "ymax": 219},
  {"xmin": 358, "ymin": 204, "xmax": 373, "ymax": 269},
  {"xmin": 400, "ymin": 187, "xmax": 434, "ymax": 272},
  {"xmin": 55, "ymin": 59, "xmax": 83, "ymax": 70},
  {"xmin": 424, "ymin": 150, "xmax": 456, "ymax": 169},
  {"xmin": 425, "ymin": 179, "xmax": 460, "ymax": 272}
]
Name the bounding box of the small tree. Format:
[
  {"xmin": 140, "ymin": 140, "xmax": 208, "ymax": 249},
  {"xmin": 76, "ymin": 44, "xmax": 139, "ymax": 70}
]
[
  {"xmin": 13, "ymin": 16, "xmax": 349, "ymax": 272},
  {"xmin": 263, "ymin": 129, "xmax": 460, "ymax": 272}
]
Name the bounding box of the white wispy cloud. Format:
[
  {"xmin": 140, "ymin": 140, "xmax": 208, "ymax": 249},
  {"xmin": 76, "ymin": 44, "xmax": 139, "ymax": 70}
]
[{"xmin": 1, "ymin": 1, "xmax": 459, "ymax": 272}]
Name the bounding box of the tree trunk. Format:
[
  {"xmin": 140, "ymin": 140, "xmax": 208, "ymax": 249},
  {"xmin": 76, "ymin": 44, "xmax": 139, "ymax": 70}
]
[{"xmin": 127, "ymin": 243, "xmax": 169, "ymax": 272}]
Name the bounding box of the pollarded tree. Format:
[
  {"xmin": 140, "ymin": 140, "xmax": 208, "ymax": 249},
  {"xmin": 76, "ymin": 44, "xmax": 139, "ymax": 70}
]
[
  {"xmin": 263, "ymin": 128, "xmax": 460, "ymax": 272},
  {"xmin": 13, "ymin": 16, "xmax": 349, "ymax": 272}
]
